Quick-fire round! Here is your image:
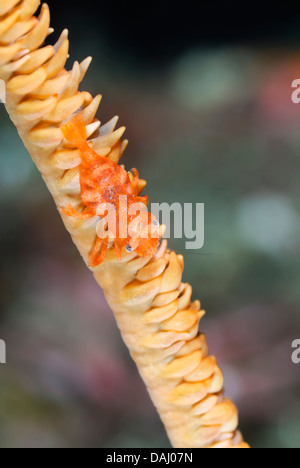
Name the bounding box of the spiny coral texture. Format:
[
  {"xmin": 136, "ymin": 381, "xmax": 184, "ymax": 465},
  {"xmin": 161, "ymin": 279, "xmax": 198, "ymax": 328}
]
[{"xmin": 0, "ymin": 0, "xmax": 249, "ymax": 448}]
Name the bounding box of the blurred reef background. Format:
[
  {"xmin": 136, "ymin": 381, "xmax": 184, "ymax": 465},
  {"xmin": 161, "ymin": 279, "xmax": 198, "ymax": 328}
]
[{"xmin": 0, "ymin": 0, "xmax": 300, "ymax": 448}]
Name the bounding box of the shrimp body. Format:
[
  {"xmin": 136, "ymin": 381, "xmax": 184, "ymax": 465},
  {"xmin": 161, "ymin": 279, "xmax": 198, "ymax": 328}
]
[{"xmin": 61, "ymin": 114, "xmax": 159, "ymax": 266}]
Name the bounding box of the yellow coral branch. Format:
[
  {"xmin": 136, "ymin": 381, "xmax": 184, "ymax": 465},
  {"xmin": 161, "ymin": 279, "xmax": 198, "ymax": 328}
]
[{"xmin": 0, "ymin": 0, "xmax": 249, "ymax": 448}]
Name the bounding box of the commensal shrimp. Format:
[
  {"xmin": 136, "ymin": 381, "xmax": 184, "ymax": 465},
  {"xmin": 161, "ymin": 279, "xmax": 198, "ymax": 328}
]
[{"xmin": 60, "ymin": 114, "xmax": 160, "ymax": 267}]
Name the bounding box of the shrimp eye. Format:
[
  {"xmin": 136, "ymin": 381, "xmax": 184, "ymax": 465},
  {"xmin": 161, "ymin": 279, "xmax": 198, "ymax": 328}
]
[
  {"xmin": 152, "ymin": 220, "xmax": 159, "ymax": 227},
  {"xmin": 126, "ymin": 245, "xmax": 134, "ymax": 253}
]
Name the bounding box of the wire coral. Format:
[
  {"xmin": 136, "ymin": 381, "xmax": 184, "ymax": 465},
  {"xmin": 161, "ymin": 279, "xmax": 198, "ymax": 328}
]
[{"xmin": 0, "ymin": 0, "xmax": 249, "ymax": 448}]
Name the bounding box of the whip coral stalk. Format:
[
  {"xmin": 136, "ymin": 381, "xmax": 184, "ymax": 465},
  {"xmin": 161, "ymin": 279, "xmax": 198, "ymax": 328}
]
[{"xmin": 0, "ymin": 0, "xmax": 249, "ymax": 448}]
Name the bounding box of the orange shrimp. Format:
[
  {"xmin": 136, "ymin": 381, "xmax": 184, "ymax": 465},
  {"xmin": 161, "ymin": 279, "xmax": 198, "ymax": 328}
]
[{"xmin": 60, "ymin": 114, "xmax": 160, "ymax": 266}]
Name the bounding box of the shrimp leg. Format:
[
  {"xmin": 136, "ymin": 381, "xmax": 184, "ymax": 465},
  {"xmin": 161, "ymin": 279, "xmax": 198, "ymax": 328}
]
[
  {"xmin": 60, "ymin": 204, "xmax": 94, "ymax": 219},
  {"xmin": 90, "ymin": 236, "xmax": 109, "ymax": 267}
]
